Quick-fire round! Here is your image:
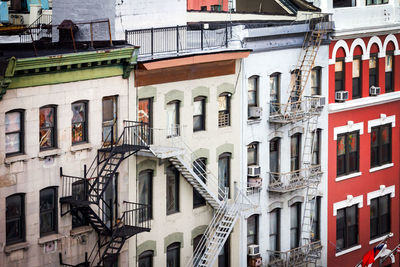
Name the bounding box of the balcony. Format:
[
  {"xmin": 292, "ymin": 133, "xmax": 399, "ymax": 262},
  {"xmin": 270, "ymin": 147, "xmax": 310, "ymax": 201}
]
[
  {"xmin": 267, "ymin": 240, "xmax": 322, "ymax": 267},
  {"xmin": 267, "ymin": 165, "xmax": 322, "ymax": 193}
]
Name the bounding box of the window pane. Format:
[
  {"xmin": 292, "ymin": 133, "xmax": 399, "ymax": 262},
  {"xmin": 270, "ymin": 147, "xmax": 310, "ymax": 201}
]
[
  {"xmin": 102, "ymin": 98, "xmax": 115, "ymax": 121},
  {"xmin": 353, "ymin": 59, "xmax": 361, "ymax": 78},
  {"xmin": 5, "ymin": 112, "xmax": 21, "ymax": 133},
  {"xmin": 335, "ymin": 61, "xmax": 343, "ymax": 72},
  {"xmin": 167, "ymin": 103, "xmax": 178, "ymax": 129},
  {"xmin": 40, "ymin": 107, "xmax": 54, "ymax": 128},
  {"xmin": 139, "ymin": 99, "xmax": 151, "ymax": 124},
  {"xmin": 385, "ymin": 55, "xmax": 393, "ymax": 72},
  {"xmin": 369, "ymin": 56, "xmax": 377, "ymax": 69},
  {"xmin": 167, "ymin": 244, "xmax": 180, "ymax": 267},
  {"xmin": 6, "ymin": 133, "xmax": 20, "ymax": 154},
  {"xmin": 72, "ymin": 103, "xmax": 85, "ymax": 123},
  {"xmin": 72, "ymin": 123, "xmax": 84, "ymax": 143},
  {"xmin": 248, "ymin": 77, "xmax": 257, "ymax": 106},
  {"xmin": 193, "ymin": 101, "xmax": 203, "ymax": 116},
  {"xmin": 337, "ymin": 135, "xmax": 345, "ymax": 155},
  {"xmin": 218, "ymin": 96, "xmax": 227, "ymax": 111},
  {"xmin": 336, "ymin": 209, "xmax": 345, "ymax": 249},
  {"xmin": 247, "ymin": 215, "xmax": 257, "ymax": 245},
  {"xmin": 167, "ymin": 168, "xmax": 179, "ymax": 213},
  {"xmin": 348, "ymin": 133, "xmax": 357, "ymax": 152},
  {"xmin": 139, "ymin": 171, "xmax": 152, "ymax": 220},
  {"xmin": 381, "ymin": 126, "xmax": 390, "ymax": 145},
  {"xmin": 248, "ymin": 91, "xmax": 256, "ymax": 106},
  {"xmin": 40, "ymin": 129, "xmax": 53, "ymax": 148}
]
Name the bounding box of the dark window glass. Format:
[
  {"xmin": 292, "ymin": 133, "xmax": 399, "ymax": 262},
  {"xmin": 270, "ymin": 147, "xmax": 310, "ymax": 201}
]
[
  {"xmin": 248, "ymin": 76, "xmax": 258, "ymax": 107},
  {"xmin": 72, "ymin": 209, "xmax": 88, "ymax": 228},
  {"xmin": 270, "ymin": 73, "xmax": 280, "ymax": 113},
  {"xmin": 102, "ymin": 96, "xmax": 117, "ymax": 143},
  {"xmin": 167, "ymin": 101, "xmax": 180, "ymax": 137},
  {"xmin": 5, "ymin": 110, "xmax": 24, "ymax": 156},
  {"xmin": 247, "ymin": 142, "xmax": 258, "ymax": 166},
  {"xmin": 312, "ymin": 129, "xmax": 321, "ymax": 165},
  {"xmin": 385, "ymin": 54, "xmax": 394, "ymax": 93},
  {"xmin": 371, "ymin": 124, "xmax": 391, "ymax": 167},
  {"xmin": 200, "ymin": 6, "xmax": 207, "ymax": 11},
  {"xmin": 366, "ymin": 0, "xmax": 389, "ymax": 5},
  {"xmin": 166, "ymin": 166, "xmax": 179, "ymax": 214},
  {"xmin": 211, "ymin": 4, "xmax": 221, "ymax": 11},
  {"xmin": 6, "ymin": 193, "xmax": 25, "ymax": 245},
  {"xmin": 337, "ymin": 131, "xmax": 359, "ymax": 176},
  {"xmin": 139, "ymin": 250, "xmax": 154, "ymax": 267},
  {"xmin": 218, "ymin": 153, "xmax": 231, "ymax": 200},
  {"xmin": 218, "ymin": 93, "xmax": 230, "ymax": 127},
  {"xmin": 193, "ymin": 158, "xmax": 207, "ymax": 208},
  {"xmin": 290, "ymin": 202, "xmax": 301, "ymax": 249},
  {"xmin": 269, "ymin": 138, "xmax": 280, "ymax": 173},
  {"xmin": 218, "ymin": 236, "xmax": 230, "ymax": 267},
  {"xmin": 247, "ymin": 214, "xmax": 259, "ymax": 245},
  {"xmin": 39, "ymin": 106, "xmax": 57, "ymax": 150},
  {"xmin": 139, "ymin": 170, "xmax": 153, "ymax": 220},
  {"xmin": 290, "ymin": 69, "xmax": 302, "ymax": 104},
  {"xmin": 72, "ymin": 101, "xmax": 88, "ymax": 144},
  {"xmin": 167, "ymin": 242, "xmax": 180, "ymax": 267},
  {"xmin": 369, "ymin": 54, "xmax": 378, "ymax": 88},
  {"xmin": 193, "ymin": 97, "xmax": 206, "ymax": 132},
  {"xmin": 269, "ymin": 209, "xmax": 280, "ymax": 251},
  {"xmin": 193, "ymin": 235, "xmax": 205, "ymax": 266},
  {"xmin": 336, "ymin": 205, "xmax": 359, "ymax": 250},
  {"xmin": 311, "ymin": 67, "xmax": 321, "ymax": 95},
  {"xmin": 370, "ymin": 195, "xmax": 391, "ymax": 239},
  {"xmin": 335, "ymin": 60, "xmax": 345, "ymax": 92},
  {"xmin": 291, "ymin": 134, "xmax": 301, "ymax": 171},
  {"xmin": 352, "ymin": 58, "xmax": 362, "ymax": 99},
  {"xmin": 40, "ymin": 187, "xmax": 58, "ymax": 236},
  {"xmin": 311, "ymin": 197, "xmax": 321, "ymax": 241},
  {"xmin": 333, "ymin": 0, "xmax": 355, "ymax": 7}
]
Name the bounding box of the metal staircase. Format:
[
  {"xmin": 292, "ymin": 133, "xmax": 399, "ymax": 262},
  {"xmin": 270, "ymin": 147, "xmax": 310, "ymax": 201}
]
[
  {"xmin": 59, "ymin": 121, "xmax": 151, "ymax": 267},
  {"xmin": 267, "ymin": 14, "xmax": 332, "ymax": 266},
  {"xmin": 20, "ymin": 12, "xmax": 52, "ymax": 43}
]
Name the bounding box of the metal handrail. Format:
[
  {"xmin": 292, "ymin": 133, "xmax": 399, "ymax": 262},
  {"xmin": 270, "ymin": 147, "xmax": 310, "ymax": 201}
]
[{"xmin": 268, "ymin": 165, "xmax": 322, "ymax": 192}]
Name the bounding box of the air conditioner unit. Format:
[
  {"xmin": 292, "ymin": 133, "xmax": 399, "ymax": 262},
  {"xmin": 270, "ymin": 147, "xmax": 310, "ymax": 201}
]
[
  {"xmin": 335, "ymin": 91, "xmax": 348, "ymax": 102},
  {"xmin": 248, "ymin": 177, "xmax": 262, "ymax": 188},
  {"xmin": 248, "ymin": 106, "xmax": 262, "ymax": 119},
  {"xmin": 370, "ymin": 86, "xmax": 381, "ymax": 96},
  {"xmin": 248, "ymin": 165, "xmax": 261, "ymax": 177},
  {"xmin": 310, "ymin": 96, "xmax": 326, "ymax": 108},
  {"xmin": 248, "ymin": 244, "xmax": 260, "ymax": 256}
]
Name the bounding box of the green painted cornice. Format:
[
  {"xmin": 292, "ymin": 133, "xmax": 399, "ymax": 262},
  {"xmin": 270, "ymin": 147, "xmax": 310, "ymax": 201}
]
[{"xmin": 1, "ymin": 47, "xmax": 138, "ymax": 100}]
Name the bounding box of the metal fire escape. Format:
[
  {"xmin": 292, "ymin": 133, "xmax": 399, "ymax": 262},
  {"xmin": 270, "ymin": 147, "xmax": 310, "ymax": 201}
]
[
  {"xmin": 59, "ymin": 121, "xmax": 151, "ymax": 267},
  {"xmin": 267, "ymin": 14, "xmax": 332, "ymax": 267},
  {"xmin": 147, "ymin": 129, "xmax": 257, "ymax": 267}
]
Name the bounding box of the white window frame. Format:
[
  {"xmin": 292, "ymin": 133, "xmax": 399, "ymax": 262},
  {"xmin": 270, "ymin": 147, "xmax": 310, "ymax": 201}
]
[
  {"xmin": 333, "ymin": 194, "xmax": 363, "ymax": 216},
  {"xmin": 367, "ymin": 185, "xmax": 395, "ymax": 206},
  {"xmin": 333, "ymin": 121, "xmax": 364, "ymax": 140},
  {"xmin": 367, "ymin": 114, "xmax": 395, "ymax": 133}
]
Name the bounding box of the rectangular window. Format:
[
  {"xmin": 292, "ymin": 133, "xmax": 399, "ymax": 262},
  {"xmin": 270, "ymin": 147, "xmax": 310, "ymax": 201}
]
[
  {"xmin": 335, "ymin": 60, "xmax": 345, "ymax": 92},
  {"xmin": 311, "ymin": 197, "xmax": 321, "ymax": 241},
  {"xmin": 102, "ymin": 96, "xmax": 117, "ymax": 143},
  {"xmin": 247, "ymin": 143, "xmax": 258, "ymax": 166},
  {"xmin": 139, "ymin": 98, "xmax": 153, "ymax": 144},
  {"xmin": 336, "ymin": 205, "xmax": 359, "ymax": 250},
  {"xmin": 40, "ymin": 187, "xmax": 58, "ymax": 236},
  {"xmin": 71, "ymin": 102, "xmax": 88, "ymax": 144},
  {"xmin": 290, "ymin": 202, "xmax": 301, "ymax": 249},
  {"xmin": 39, "ymin": 106, "xmax": 57, "ymax": 150},
  {"xmin": 371, "ymin": 124, "xmax": 392, "ymax": 167},
  {"xmin": 370, "ymin": 195, "xmax": 390, "ymax": 239},
  {"xmin": 291, "ymin": 134, "xmax": 301, "ymax": 171},
  {"xmin": 312, "ymin": 129, "xmax": 321, "ymax": 166},
  {"xmin": 248, "ymin": 76, "xmax": 258, "ymax": 107},
  {"xmin": 366, "ymin": 0, "xmax": 388, "ymax": 6},
  {"xmin": 218, "ymin": 94, "xmax": 230, "ymax": 127},
  {"xmin": 369, "ymin": 54, "xmax": 378, "ymax": 88},
  {"xmin": 193, "ymin": 97, "xmax": 206, "ymax": 132},
  {"xmin": 166, "ymin": 166, "xmax": 179, "ymax": 214},
  {"xmin": 6, "ymin": 194, "xmax": 25, "ymax": 245},
  {"xmin": 333, "ymin": 0, "xmax": 356, "ymax": 8},
  {"xmin": 5, "ymin": 110, "xmax": 24, "ymax": 156},
  {"xmin": 337, "ymin": 131, "xmax": 359, "ymax": 176},
  {"xmin": 139, "ymin": 170, "xmax": 153, "ymax": 220},
  {"xmin": 167, "ymin": 243, "xmax": 180, "ymax": 267},
  {"xmin": 290, "ymin": 69, "xmax": 302, "ymax": 104},
  {"xmin": 269, "ymin": 209, "xmax": 280, "ymax": 251},
  {"xmin": 193, "ymin": 158, "xmax": 207, "ymax": 208},
  {"xmin": 385, "ymin": 54, "xmax": 394, "ymax": 93},
  {"xmin": 269, "ymin": 138, "xmax": 280, "ymax": 173},
  {"xmin": 270, "ymin": 73, "xmax": 280, "ymax": 113},
  {"xmin": 200, "ymin": 6, "xmax": 207, "ymax": 11},
  {"xmin": 10, "ymin": 0, "xmax": 29, "ymax": 12},
  {"xmin": 352, "ymin": 58, "xmax": 362, "ymax": 99},
  {"xmin": 247, "ymin": 214, "xmax": 259, "ymax": 246},
  {"xmin": 311, "ymin": 67, "xmax": 321, "ymax": 95},
  {"xmin": 210, "ymin": 4, "xmax": 221, "ymax": 11},
  {"xmin": 167, "ymin": 101, "xmax": 180, "ymax": 137}
]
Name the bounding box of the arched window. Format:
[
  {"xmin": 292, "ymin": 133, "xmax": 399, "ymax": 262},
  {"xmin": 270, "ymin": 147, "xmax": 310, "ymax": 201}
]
[
  {"xmin": 248, "ymin": 76, "xmax": 260, "ymax": 119},
  {"xmin": 166, "ymin": 242, "xmax": 180, "ymax": 267},
  {"xmin": 247, "ymin": 214, "xmax": 259, "ymax": 246},
  {"xmin": 369, "ymin": 44, "xmax": 379, "ymax": 88},
  {"xmin": 247, "ymin": 142, "xmax": 258, "ymax": 166},
  {"xmin": 218, "ymin": 153, "xmax": 231, "ymax": 200},
  {"xmin": 166, "ymin": 166, "xmax": 179, "ymax": 215},
  {"xmin": 193, "ymin": 234, "xmax": 205, "ymax": 266},
  {"xmin": 139, "ymin": 250, "xmax": 154, "ymax": 267},
  {"xmin": 311, "ymin": 67, "xmax": 321, "ymax": 96},
  {"xmin": 218, "ymin": 93, "xmax": 231, "ymax": 127},
  {"xmin": 193, "ymin": 96, "xmax": 206, "ymax": 132},
  {"xmin": 193, "ymin": 158, "xmax": 207, "ymax": 208},
  {"xmin": 385, "ymin": 42, "xmax": 395, "ymax": 93},
  {"xmin": 290, "ymin": 133, "xmax": 301, "ymax": 172},
  {"xmin": 167, "ymin": 100, "xmax": 180, "ymax": 137}
]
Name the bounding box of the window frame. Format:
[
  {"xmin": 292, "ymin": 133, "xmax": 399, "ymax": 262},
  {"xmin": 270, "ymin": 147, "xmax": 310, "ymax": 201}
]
[
  {"xmin": 5, "ymin": 109, "xmax": 24, "ymax": 157},
  {"xmin": 39, "ymin": 105, "xmax": 57, "ymax": 151},
  {"xmin": 248, "ymin": 76, "xmax": 259, "ymax": 108},
  {"xmin": 335, "ymin": 58, "xmax": 345, "ymax": 92},
  {"xmin": 40, "ymin": 187, "xmax": 58, "ymax": 237},
  {"xmin": 6, "ymin": 193, "xmax": 25, "ymax": 245},
  {"xmin": 71, "ymin": 101, "xmax": 88, "ymax": 145},
  {"xmin": 193, "ymin": 96, "xmax": 206, "ymax": 132},
  {"xmin": 139, "ymin": 98, "xmax": 154, "ymax": 144},
  {"xmin": 218, "ymin": 93, "xmax": 231, "ymax": 127},
  {"xmin": 269, "ymin": 208, "xmax": 280, "ymax": 251},
  {"xmin": 270, "ymin": 73, "xmax": 280, "ymax": 113},
  {"xmin": 166, "ymin": 242, "xmax": 181, "ymax": 267},
  {"xmin": 370, "ymin": 194, "xmax": 391, "ymax": 239},
  {"xmin": 336, "ymin": 131, "xmax": 360, "ymax": 176},
  {"xmin": 311, "ymin": 67, "xmax": 321, "ymax": 96},
  {"xmin": 370, "ymin": 124, "xmax": 392, "ymax": 167},
  {"xmin": 290, "ymin": 133, "xmax": 301, "ymax": 172},
  {"xmin": 290, "ymin": 202, "xmax": 301, "ymax": 249},
  {"xmin": 333, "ymin": 0, "xmax": 356, "ymax": 8},
  {"xmin": 247, "ymin": 142, "xmax": 258, "ymax": 166},
  {"xmin": 312, "ymin": 129, "xmax": 321, "ymax": 166},
  {"xmin": 139, "ymin": 170, "xmax": 153, "ymax": 221},
  {"xmin": 290, "ymin": 69, "xmax": 302, "ymax": 104},
  {"xmin": 369, "ymin": 54, "xmax": 379, "ymax": 88},
  {"xmin": 139, "ymin": 250, "xmax": 154, "ymax": 267},
  {"xmin": 366, "ymin": 0, "xmax": 389, "ymax": 6},
  {"xmin": 167, "ymin": 100, "xmax": 180, "ymax": 137},
  {"xmin": 193, "ymin": 157, "xmax": 207, "ymax": 208},
  {"xmin": 218, "ymin": 153, "xmax": 231, "ymax": 200},
  {"xmin": 247, "ymin": 214, "xmax": 259, "ymax": 246},
  {"xmin": 352, "ymin": 57, "xmax": 362, "ymax": 99},
  {"xmin": 166, "ymin": 166, "xmax": 180, "ymax": 215},
  {"xmin": 311, "ymin": 196, "xmax": 321, "ymax": 241},
  {"xmin": 385, "ymin": 52, "xmax": 394, "ymax": 93},
  {"xmin": 102, "ymin": 96, "xmax": 118, "ymax": 143},
  {"xmin": 336, "ymin": 204, "xmax": 359, "ymax": 251}
]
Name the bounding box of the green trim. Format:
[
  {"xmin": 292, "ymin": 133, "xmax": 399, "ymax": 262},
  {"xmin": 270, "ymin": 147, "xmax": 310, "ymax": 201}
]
[
  {"xmin": 137, "ymin": 240, "xmax": 157, "ymax": 257},
  {"xmin": 193, "ymin": 148, "xmax": 209, "ymax": 160},
  {"xmin": 164, "ymin": 232, "xmax": 184, "ymax": 253},
  {"xmin": 138, "ymin": 86, "xmax": 157, "ymax": 102},
  {"xmin": 164, "ymin": 90, "xmax": 184, "ymax": 107},
  {"xmin": 217, "ymin": 82, "xmax": 235, "ymax": 98},
  {"xmin": 191, "ymin": 225, "xmax": 207, "ymax": 245},
  {"xmin": 0, "ymin": 57, "xmax": 16, "ymax": 100},
  {"xmin": 216, "ymin": 143, "xmax": 234, "ymax": 161},
  {"xmin": 192, "ymin": 86, "xmax": 209, "ymax": 102},
  {"xmin": 8, "ymin": 66, "xmax": 124, "ymax": 89},
  {"xmin": 137, "ymin": 159, "xmax": 157, "ymax": 176}
]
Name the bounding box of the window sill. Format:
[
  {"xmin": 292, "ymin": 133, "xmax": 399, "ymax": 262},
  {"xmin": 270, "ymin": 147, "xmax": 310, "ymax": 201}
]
[
  {"xmin": 38, "ymin": 233, "xmax": 63, "ymax": 245},
  {"xmin": 335, "ymin": 172, "xmax": 362, "ymax": 182},
  {"xmin": 369, "ymin": 235, "xmax": 389, "ymax": 245},
  {"xmin": 70, "ymin": 143, "xmax": 92, "ymax": 152},
  {"xmin": 38, "ymin": 149, "xmax": 62, "ymax": 159},
  {"xmin": 369, "ymin": 163, "xmax": 394, "ymax": 173},
  {"xmin": 4, "ymin": 242, "xmax": 30, "ymax": 254},
  {"xmin": 4, "ymin": 154, "xmax": 30, "ymax": 164},
  {"xmin": 70, "ymin": 226, "xmax": 93, "ymax": 237},
  {"xmin": 335, "ymin": 244, "xmax": 362, "ymax": 257}
]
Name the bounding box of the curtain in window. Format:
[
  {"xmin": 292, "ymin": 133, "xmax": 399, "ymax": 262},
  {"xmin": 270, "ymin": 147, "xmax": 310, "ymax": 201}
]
[{"xmin": 72, "ymin": 102, "xmax": 86, "ymax": 143}]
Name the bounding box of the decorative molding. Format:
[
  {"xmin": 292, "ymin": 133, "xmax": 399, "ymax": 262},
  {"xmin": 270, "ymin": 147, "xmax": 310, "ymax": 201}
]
[
  {"xmin": 288, "ymin": 195, "xmax": 304, "ymax": 207},
  {"xmin": 383, "ymin": 34, "xmax": 399, "ymax": 52},
  {"xmin": 193, "ymin": 148, "xmax": 209, "ymax": 160},
  {"xmin": 329, "ymin": 39, "xmax": 350, "ymax": 64},
  {"xmin": 366, "ymin": 36, "xmax": 383, "ymax": 55},
  {"xmin": 164, "ymin": 89, "xmax": 184, "ymax": 107},
  {"xmin": 217, "ymin": 82, "xmax": 235, "ymax": 97},
  {"xmin": 268, "ymin": 201, "xmax": 283, "ymax": 212},
  {"xmin": 333, "ymin": 194, "xmax": 363, "ymax": 216},
  {"xmin": 191, "ymin": 225, "xmax": 208, "ymax": 245},
  {"xmin": 137, "ymin": 240, "xmax": 157, "ymax": 257},
  {"xmin": 137, "ymin": 159, "xmax": 157, "ymax": 176},
  {"xmin": 367, "ymin": 185, "xmax": 395, "ymax": 205},
  {"xmin": 192, "ymin": 86, "xmax": 210, "ymax": 102},
  {"xmin": 216, "ymin": 143, "xmax": 234, "ymax": 160},
  {"xmin": 349, "ymin": 38, "xmax": 367, "ymax": 58},
  {"xmin": 138, "ymin": 86, "xmax": 157, "ymax": 102},
  {"xmin": 164, "ymin": 232, "xmax": 184, "ymax": 253},
  {"xmin": 333, "ymin": 121, "xmax": 364, "ymax": 140},
  {"xmin": 289, "ymin": 126, "xmax": 304, "ymax": 136},
  {"xmin": 269, "ymin": 131, "xmax": 284, "ymax": 141},
  {"xmin": 367, "ymin": 114, "xmax": 395, "ymax": 133}
]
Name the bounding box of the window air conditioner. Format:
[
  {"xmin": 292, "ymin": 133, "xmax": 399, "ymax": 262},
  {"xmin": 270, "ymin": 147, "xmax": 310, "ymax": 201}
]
[
  {"xmin": 335, "ymin": 91, "xmax": 348, "ymax": 102},
  {"xmin": 248, "ymin": 165, "xmax": 261, "ymax": 177},
  {"xmin": 311, "ymin": 96, "xmax": 326, "ymax": 108},
  {"xmin": 248, "ymin": 244, "xmax": 260, "ymax": 256},
  {"xmin": 370, "ymin": 86, "xmax": 381, "ymax": 96},
  {"xmin": 248, "ymin": 106, "xmax": 262, "ymax": 119}
]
